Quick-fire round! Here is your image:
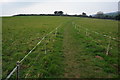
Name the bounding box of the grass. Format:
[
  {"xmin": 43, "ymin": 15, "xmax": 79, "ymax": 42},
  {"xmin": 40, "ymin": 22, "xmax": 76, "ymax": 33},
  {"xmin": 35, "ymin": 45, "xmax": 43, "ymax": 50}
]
[
  {"xmin": 72, "ymin": 18, "xmax": 118, "ymax": 78},
  {"xmin": 2, "ymin": 16, "xmax": 70, "ymax": 78},
  {"xmin": 2, "ymin": 16, "xmax": 119, "ymax": 78},
  {"xmin": 0, "ymin": 17, "xmax": 2, "ymax": 79}
]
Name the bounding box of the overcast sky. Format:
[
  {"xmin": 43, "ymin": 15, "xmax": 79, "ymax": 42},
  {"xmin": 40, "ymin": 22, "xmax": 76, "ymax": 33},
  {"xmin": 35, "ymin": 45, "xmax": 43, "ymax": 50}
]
[{"xmin": 0, "ymin": 0, "xmax": 119, "ymax": 16}]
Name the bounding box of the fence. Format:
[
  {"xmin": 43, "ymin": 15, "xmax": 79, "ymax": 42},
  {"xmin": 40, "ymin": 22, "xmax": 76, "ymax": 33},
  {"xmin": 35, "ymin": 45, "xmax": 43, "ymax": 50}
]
[
  {"xmin": 5, "ymin": 23, "xmax": 62, "ymax": 80},
  {"xmin": 72, "ymin": 22, "xmax": 119, "ymax": 56}
]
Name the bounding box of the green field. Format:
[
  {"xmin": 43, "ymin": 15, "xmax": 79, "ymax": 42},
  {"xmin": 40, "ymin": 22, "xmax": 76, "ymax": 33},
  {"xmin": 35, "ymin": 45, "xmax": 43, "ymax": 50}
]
[{"xmin": 2, "ymin": 16, "xmax": 119, "ymax": 78}]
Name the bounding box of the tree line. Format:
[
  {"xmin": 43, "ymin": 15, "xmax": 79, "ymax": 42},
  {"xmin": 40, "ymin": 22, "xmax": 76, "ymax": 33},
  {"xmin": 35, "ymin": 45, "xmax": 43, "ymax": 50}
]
[
  {"xmin": 14, "ymin": 11, "xmax": 120, "ymax": 20},
  {"xmin": 92, "ymin": 11, "xmax": 120, "ymax": 20}
]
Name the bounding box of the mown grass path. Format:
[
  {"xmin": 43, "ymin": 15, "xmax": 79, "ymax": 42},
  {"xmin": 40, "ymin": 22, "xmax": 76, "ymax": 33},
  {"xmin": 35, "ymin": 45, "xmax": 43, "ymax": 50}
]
[{"xmin": 63, "ymin": 21, "xmax": 81, "ymax": 78}]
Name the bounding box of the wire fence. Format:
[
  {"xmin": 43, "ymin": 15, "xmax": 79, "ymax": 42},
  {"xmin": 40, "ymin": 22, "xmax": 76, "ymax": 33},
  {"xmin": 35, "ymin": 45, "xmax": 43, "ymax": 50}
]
[
  {"xmin": 72, "ymin": 22, "xmax": 119, "ymax": 42},
  {"xmin": 72, "ymin": 22, "xmax": 118, "ymax": 56},
  {"xmin": 5, "ymin": 21, "xmax": 118, "ymax": 79},
  {"xmin": 5, "ymin": 23, "xmax": 63, "ymax": 80}
]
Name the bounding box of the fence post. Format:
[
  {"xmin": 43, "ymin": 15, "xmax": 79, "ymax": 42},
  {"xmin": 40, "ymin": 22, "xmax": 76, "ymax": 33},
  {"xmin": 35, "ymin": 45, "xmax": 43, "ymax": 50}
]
[
  {"xmin": 16, "ymin": 61, "xmax": 20, "ymax": 80},
  {"xmin": 75, "ymin": 25, "xmax": 76, "ymax": 29},
  {"xmin": 106, "ymin": 36, "xmax": 111, "ymax": 56},
  {"xmin": 55, "ymin": 28, "xmax": 57, "ymax": 36},
  {"xmin": 45, "ymin": 43, "xmax": 47, "ymax": 54}
]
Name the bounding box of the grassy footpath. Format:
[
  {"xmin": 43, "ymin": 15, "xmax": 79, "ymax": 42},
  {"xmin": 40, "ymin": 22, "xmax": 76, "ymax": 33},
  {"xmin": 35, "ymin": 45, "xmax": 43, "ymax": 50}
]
[{"xmin": 63, "ymin": 21, "xmax": 81, "ymax": 78}]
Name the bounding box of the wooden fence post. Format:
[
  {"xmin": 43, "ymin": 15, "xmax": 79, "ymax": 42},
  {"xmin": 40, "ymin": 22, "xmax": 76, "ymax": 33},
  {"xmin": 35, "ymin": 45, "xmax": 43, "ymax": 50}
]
[
  {"xmin": 45, "ymin": 43, "xmax": 47, "ymax": 54},
  {"xmin": 16, "ymin": 61, "xmax": 20, "ymax": 80},
  {"xmin": 106, "ymin": 36, "xmax": 111, "ymax": 56},
  {"xmin": 55, "ymin": 28, "xmax": 57, "ymax": 36},
  {"xmin": 75, "ymin": 25, "xmax": 76, "ymax": 29}
]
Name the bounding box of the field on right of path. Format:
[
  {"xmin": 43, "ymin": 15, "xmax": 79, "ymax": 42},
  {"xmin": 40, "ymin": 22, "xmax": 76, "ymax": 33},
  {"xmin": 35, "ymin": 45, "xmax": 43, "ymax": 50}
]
[{"xmin": 67, "ymin": 17, "xmax": 119, "ymax": 78}]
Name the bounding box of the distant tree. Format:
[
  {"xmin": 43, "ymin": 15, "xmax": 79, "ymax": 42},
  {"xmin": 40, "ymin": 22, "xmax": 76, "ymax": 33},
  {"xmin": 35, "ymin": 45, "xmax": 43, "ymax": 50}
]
[
  {"xmin": 54, "ymin": 11, "xmax": 57, "ymax": 15},
  {"xmin": 115, "ymin": 14, "xmax": 120, "ymax": 20},
  {"xmin": 104, "ymin": 15, "xmax": 112, "ymax": 19},
  {"xmin": 58, "ymin": 11, "xmax": 63, "ymax": 15},
  {"xmin": 104, "ymin": 15, "xmax": 109, "ymax": 18},
  {"xmin": 54, "ymin": 11, "xmax": 63, "ymax": 15},
  {"xmin": 89, "ymin": 15, "xmax": 92, "ymax": 18},
  {"xmin": 97, "ymin": 11, "xmax": 104, "ymax": 15},
  {"xmin": 96, "ymin": 11, "xmax": 104, "ymax": 18},
  {"xmin": 65, "ymin": 13, "xmax": 68, "ymax": 15},
  {"xmin": 82, "ymin": 12, "xmax": 87, "ymax": 16}
]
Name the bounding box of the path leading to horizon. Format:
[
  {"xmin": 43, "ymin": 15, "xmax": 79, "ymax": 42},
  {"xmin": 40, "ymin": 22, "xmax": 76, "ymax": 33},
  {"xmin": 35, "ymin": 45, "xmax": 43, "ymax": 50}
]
[{"xmin": 63, "ymin": 21, "xmax": 81, "ymax": 78}]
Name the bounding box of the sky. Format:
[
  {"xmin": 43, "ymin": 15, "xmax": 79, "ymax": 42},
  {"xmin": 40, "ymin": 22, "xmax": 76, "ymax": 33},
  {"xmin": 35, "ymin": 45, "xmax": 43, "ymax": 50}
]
[{"xmin": 0, "ymin": 0, "xmax": 119, "ymax": 16}]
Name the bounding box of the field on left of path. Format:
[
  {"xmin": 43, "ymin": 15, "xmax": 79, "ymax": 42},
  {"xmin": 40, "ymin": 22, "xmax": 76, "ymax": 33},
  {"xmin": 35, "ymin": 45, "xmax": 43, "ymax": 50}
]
[{"xmin": 2, "ymin": 16, "xmax": 71, "ymax": 78}]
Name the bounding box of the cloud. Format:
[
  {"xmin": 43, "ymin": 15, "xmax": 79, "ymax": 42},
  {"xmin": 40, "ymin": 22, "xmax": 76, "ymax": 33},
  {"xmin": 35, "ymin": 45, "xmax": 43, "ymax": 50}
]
[
  {"xmin": 13, "ymin": 2, "xmax": 118, "ymax": 15},
  {"xmin": 1, "ymin": 1, "xmax": 118, "ymax": 16},
  {"xmin": 1, "ymin": 2, "xmax": 38, "ymax": 16}
]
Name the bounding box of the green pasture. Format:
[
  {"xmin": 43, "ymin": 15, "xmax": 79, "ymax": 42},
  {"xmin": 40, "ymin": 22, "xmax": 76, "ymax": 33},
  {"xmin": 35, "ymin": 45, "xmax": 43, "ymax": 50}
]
[{"xmin": 2, "ymin": 16, "xmax": 119, "ymax": 78}]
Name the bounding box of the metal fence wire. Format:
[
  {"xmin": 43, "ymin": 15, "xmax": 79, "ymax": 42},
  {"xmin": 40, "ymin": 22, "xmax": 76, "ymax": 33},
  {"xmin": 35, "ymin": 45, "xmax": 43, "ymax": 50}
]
[{"xmin": 5, "ymin": 23, "xmax": 63, "ymax": 80}]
